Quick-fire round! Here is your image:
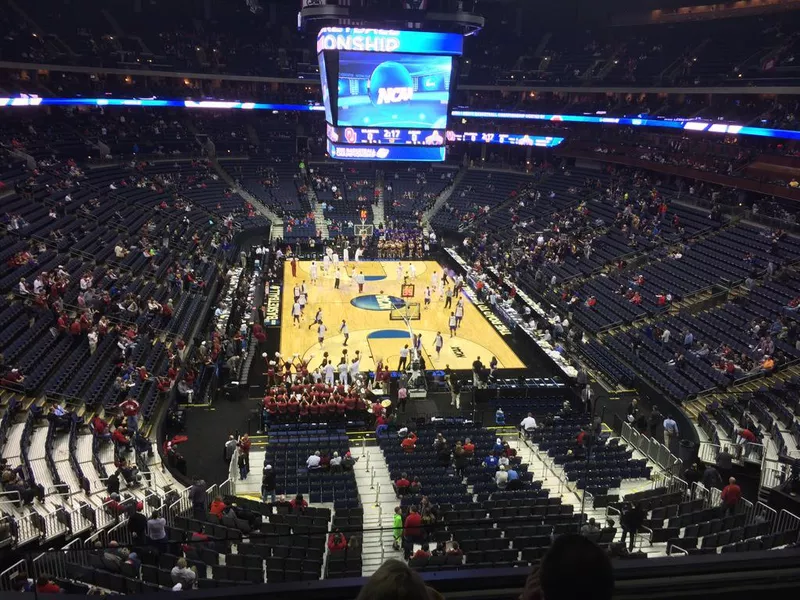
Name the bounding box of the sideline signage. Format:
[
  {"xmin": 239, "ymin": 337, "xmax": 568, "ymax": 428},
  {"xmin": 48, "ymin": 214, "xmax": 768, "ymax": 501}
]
[{"xmin": 264, "ymin": 284, "xmax": 282, "ymax": 327}]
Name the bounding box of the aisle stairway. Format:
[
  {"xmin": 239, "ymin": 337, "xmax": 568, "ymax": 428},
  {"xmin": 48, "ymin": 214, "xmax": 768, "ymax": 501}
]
[
  {"xmin": 373, "ymin": 171, "xmax": 386, "ymax": 228},
  {"xmin": 422, "ymin": 167, "xmax": 466, "ymax": 225},
  {"xmin": 353, "ymin": 445, "xmax": 402, "ymax": 575}
]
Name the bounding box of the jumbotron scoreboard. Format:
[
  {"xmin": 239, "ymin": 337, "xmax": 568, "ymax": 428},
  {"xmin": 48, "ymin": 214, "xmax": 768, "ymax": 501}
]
[{"xmin": 317, "ymin": 27, "xmax": 463, "ymax": 162}]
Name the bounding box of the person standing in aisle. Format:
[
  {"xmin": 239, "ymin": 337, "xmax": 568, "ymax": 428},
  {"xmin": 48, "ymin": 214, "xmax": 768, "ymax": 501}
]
[
  {"xmin": 339, "ymin": 320, "xmax": 349, "ymax": 346},
  {"xmin": 450, "ymin": 377, "xmax": 461, "ymax": 409}
]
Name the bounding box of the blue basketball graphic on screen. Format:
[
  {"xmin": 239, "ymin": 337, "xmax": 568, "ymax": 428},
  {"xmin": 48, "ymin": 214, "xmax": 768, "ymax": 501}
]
[
  {"xmin": 368, "ymin": 61, "xmax": 414, "ymax": 107},
  {"xmin": 337, "ymin": 51, "xmax": 452, "ymax": 129}
]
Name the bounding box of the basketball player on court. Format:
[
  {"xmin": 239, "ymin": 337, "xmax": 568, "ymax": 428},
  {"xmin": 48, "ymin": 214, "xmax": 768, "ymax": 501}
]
[
  {"xmin": 437, "ymin": 276, "xmax": 445, "ymax": 300},
  {"xmin": 317, "ymin": 321, "xmax": 326, "ymax": 349},
  {"xmin": 409, "ymin": 263, "xmax": 416, "ymax": 279},
  {"xmin": 449, "ymin": 312, "xmax": 457, "ymax": 337},
  {"xmin": 396, "ymin": 263, "xmax": 404, "ymax": 282},
  {"xmin": 298, "ymin": 290, "xmax": 307, "ymax": 317},
  {"xmin": 423, "ymin": 287, "xmax": 431, "ymax": 309},
  {"xmin": 431, "ymin": 271, "xmax": 438, "ymax": 290},
  {"xmin": 309, "ymin": 307, "xmax": 322, "ymax": 330},
  {"xmin": 292, "ymin": 300, "xmax": 302, "ymax": 327},
  {"xmin": 334, "ymin": 267, "xmax": 341, "ymax": 289},
  {"xmin": 339, "ymin": 319, "xmax": 349, "ymax": 346},
  {"xmin": 455, "ymin": 298, "xmax": 465, "ymax": 328},
  {"xmin": 310, "ymin": 261, "xmax": 318, "ymax": 284},
  {"xmin": 434, "ymin": 332, "xmax": 444, "ymax": 358}
]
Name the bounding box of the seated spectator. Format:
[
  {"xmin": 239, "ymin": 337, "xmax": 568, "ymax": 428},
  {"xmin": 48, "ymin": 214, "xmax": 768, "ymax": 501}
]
[
  {"xmin": 112, "ymin": 425, "xmax": 132, "ymax": 451},
  {"xmin": 395, "ymin": 472, "xmax": 411, "ymax": 495},
  {"xmin": 581, "ymin": 518, "xmax": 601, "ymax": 535},
  {"xmin": 327, "ymin": 530, "xmax": 348, "ymax": 553},
  {"xmin": 35, "ymin": 575, "xmax": 63, "ymax": 594},
  {"xmin": 495, "ymin": 465, "xmax": 509, "ymax": 489},
  {"xmin": 170, "ymin": 557, "xmax": 197, "ymax": 588},
  {"xmin": 91, "ymin": 415, "xmax": 112, "ymax": 441},
  {"xmin": 209, "ymin": 496, "xmax": 227, "ymax": 517},
  {"xmin": 521, "ymin": 412, "xmax": 538, "ymax": 432},
  {"xmin": 412, "ymin": 543, "xmax": 431, "ymax": 560},
  {"xmin": 290, "ymin": 493, "xmax": 308, "ymax": 513},
  {"xmin": 342, "ymin": 451, "xmax": 358, "ymax": 470},
  {"xmin": 307, "ymin": 450, "xmax": 322, "ymax": 470}
]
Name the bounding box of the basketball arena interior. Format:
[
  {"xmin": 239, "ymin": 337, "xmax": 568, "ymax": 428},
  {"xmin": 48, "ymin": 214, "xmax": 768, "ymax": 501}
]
[{"xmin": 2, "ymin": 0, "xmax": 800, "ymax": 598}]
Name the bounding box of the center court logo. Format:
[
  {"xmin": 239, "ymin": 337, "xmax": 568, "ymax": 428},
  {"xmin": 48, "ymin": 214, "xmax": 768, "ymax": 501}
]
[{"xmin": 351, "ymin": 295, "xmax": 406, "ymax": 311}]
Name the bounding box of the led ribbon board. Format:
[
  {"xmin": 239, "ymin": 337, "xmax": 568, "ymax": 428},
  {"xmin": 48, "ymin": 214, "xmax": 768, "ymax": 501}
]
[
  {"xmin": 4, "ymin": 97, "xmax": 800, "ymax": 142},
  {"xmin": 327, "ymin": 140, "xmax": 446, "ymax": 161},
  {"xmin": 316, "ymin": 28, "xmax": 464, "ymax": 56}
]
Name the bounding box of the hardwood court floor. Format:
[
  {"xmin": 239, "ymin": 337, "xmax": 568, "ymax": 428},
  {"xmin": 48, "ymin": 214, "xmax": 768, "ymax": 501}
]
[{"xmin": 277, "ymin": 260, "xmax": 525, "ymax": 373}]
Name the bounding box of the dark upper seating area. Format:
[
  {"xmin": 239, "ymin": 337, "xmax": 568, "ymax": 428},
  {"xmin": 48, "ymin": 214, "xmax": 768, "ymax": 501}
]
[{"xmin": 3, "ymin": 0, "xmax": 800, "ymax": 89}]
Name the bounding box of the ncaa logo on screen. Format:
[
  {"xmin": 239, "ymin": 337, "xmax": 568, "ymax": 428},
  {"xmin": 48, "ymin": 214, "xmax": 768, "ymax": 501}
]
[
  {"xmin": 369, "ymin": 61, "xmax": 414, "ymax": 106},
  {"xmin": 351, "ymin": 295, "xmax": 406, "ymax": 311}
]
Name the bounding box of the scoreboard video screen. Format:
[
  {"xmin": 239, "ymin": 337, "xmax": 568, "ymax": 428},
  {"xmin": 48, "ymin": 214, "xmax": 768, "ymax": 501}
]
[
  {"xmin": 336, "ymin": 51, "xmax": 452, "ymax": 129},
  {"xmin": 317, "ymin": 27, "xmax": 462, "ymax": 162}
]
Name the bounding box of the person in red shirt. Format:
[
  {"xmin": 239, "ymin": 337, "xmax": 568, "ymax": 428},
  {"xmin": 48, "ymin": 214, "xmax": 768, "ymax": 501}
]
[
  {"xmin": 91, "ymin": 416, "xmax": 111, "ymax": 441},
  {"xmin": 447, "ymin": 541, "xmax": 463, "ymax": 557},
  {"xmin": 401, "ymin": 432, "xmax": 418, "ymax": 453},
  {"xmin": 36, "ymin": 576, "xmax": 63, "ymax": 594},
  {"xmin": 112, "ymin": 426, "xmax": 131, "ymax": 451},
  {"xmin": 69, "ymin": 319, "xmax": 81, "ymax": 336},
  {"xmin": 209, "ymin": 497, "xmax": 227, "ymax": 517},
  {"xmin": 57, "ymin": 313, "xmax": 69, "ymax": 333},
  {"xmin": 395, "ymin": 473, "xmax": 411, "ymax": 496},
  {"xmin": 327, "ymin": 530, "xmax": 347, "ymax": 553},
  {"xmin": 576, "ymin": 429, "xmax": 587, "ymax": 446},
  {"xmin": 738, "ymin": 428, "xmax": 756, "ymax": 444},
  {"xmin": 290, "ymin": 493, "xmax": 307, "ymax": 513},
  {"xmin": 587, "ymin": 296, "xmax": 597, "ymax": 308},
  {"xmin": 463, "ymin": 438, "xmax": 475, "ymax": 456},
  {"xmin": 403, "ymin": 507, "xmax": 423, "ymax": 558},
  {"xmin": 721, "ymin": 477, "xmax": 742, "ymax": 516},
  {"xmin": 412, "ymin": 543, "xmax": 431, "ymax": 560}
]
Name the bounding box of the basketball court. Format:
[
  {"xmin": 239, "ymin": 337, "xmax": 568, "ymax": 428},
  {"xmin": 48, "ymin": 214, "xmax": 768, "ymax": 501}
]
[{"xmin": 276, "ymin": 260, "xmax": 525, "ymax": 373}]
